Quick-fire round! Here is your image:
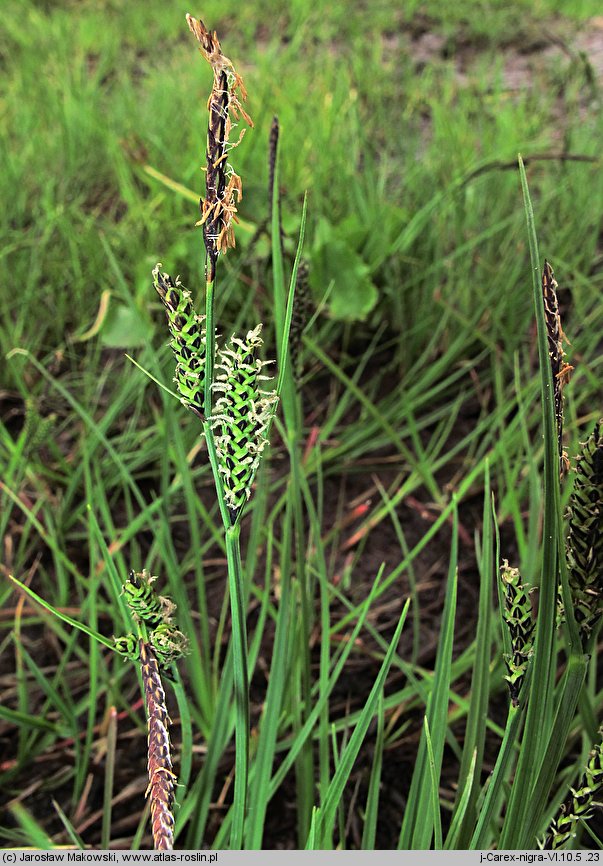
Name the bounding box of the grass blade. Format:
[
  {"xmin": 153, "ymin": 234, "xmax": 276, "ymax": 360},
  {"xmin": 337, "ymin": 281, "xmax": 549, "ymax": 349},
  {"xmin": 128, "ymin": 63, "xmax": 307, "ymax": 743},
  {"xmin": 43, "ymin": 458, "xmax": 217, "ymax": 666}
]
[{"xmin": 399, "ymin": 504, "xmax": 459, "ymax": 849}]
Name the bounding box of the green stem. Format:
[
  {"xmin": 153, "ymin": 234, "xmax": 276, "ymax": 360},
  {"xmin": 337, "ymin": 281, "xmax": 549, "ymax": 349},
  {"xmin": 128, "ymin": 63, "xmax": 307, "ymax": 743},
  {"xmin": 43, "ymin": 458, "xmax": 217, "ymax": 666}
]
[
  {"xmin": 288, "ymin": 421, "xmax": 314, "ymax": 845},
  {"xmin": 225, "ymin": 522, "xmax": 249, "ymax": 849},
  {"xmin": 203, "ymin": 419, "xmax": 231, "ymax": 528},
  {"xmin": 523, "ymin": 656, "xmax": 588, "ymax": 846},
  {"xmin": 201, "ymin": 264, "xmax": 250, "ymax": 848},
  {"xmin": 469, "ymin": 702, "xmax": 525, "ymax": 848}
]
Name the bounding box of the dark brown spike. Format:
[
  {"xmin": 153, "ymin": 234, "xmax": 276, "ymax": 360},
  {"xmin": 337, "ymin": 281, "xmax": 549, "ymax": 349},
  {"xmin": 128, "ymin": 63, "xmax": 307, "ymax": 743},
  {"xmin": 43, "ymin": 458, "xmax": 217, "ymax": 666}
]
[
  {"xmin": 187, "ymin": 14, "xmax": 252, "ymax": 281},
  {"xmin": 140, "ymin": 641, "xmax": 175, "ymax": 851},
  {"xmin": 542, "ymin": 261, "xmax": 572, "ymax": 475},
  {"xmin": 268, "ymin": 115, "xmax": 279, "ymax": 221},
  {"xmin": 202, "ymin": 68, "xmax": 229, "ymax": 281}
]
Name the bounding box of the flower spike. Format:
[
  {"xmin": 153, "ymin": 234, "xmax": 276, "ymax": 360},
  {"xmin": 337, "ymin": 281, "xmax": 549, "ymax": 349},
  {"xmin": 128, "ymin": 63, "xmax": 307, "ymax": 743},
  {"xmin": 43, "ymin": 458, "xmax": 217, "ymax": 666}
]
[
  {"xmin": 211, "ymin": 324, "xmax": 277, "ymax": 519},
  {"xmin": 153, "ymin": 264, "xmax": 207, "ymax": 418}
]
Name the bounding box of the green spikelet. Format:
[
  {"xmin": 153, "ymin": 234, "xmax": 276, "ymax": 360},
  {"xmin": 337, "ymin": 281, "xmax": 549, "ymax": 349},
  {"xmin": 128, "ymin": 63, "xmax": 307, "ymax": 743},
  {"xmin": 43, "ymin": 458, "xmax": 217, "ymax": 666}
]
[
  {"xmin": 500, "ymin": 560, "xmax": 535, "ymax": 706},
  {"xmin": 123, "ymin": 569, "xmax": 173, "ymax": 630},
  {"xmin": 150, "ymin": 623, "xmax": 189, "ymax": 667},
  {"xmin": 115, "ymin": 571, "xmax": 187, "ymax": 672},
  {"xmin": 211, "ymin": 324, "xmax": 277, "ymax": 518},
  {"xmin": 113, "ymin": 633, "xmax": 141, "ymax": 661},
  {"xmin": 566, "ymin": 422, "xmax": 603, "ymax": 639},
  {"xmin": 290, "ymin": 258, "xmax": 311, "ymax": 384},
  {"xmin": 153, "ymin": 263, "xmax": 206, "ymax": 418},
  {"xmin": 114, "ymin": 626, "xmax": 187, "ymax": 672},
  {"xmin": 543, "ymin": 732, "xmax": 603, "ymax": 849}
]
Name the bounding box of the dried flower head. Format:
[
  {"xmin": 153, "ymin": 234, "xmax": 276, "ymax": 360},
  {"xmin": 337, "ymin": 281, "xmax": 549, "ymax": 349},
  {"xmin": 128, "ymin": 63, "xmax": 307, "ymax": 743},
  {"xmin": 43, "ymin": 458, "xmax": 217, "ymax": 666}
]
[
  {"xmin": 211, "ymin": 324, "xmax": 278, "ymax": 518},
  {"xmin": 500, "ymin": 560, "xmax": 535, "ymax": 706},
  {"xmin": 187, "ymin": 14, "xmax": 253, "ymax": 279},
  {"xmin": 542, "ymin": 261, "xmax": 572, "ymax": 475},
  {"xmin": 566, "ymin": 422, "xmax": 603, "ymax": 640},
  {"xmin": 150, "ymin": 622, "xmax": 190, "ymax": 667},
  {"xmin": 140, "ymin": 640, "xmax": 176, "ymax": 851},
  {"xmin": 153, "ymin": 264, "xmax": 206, "ymax": 418}
]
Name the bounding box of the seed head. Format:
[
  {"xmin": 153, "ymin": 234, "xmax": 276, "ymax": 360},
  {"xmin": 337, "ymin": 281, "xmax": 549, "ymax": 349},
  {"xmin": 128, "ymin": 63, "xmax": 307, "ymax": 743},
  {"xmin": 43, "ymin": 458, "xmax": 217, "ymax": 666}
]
[
  {"xmin": 113, "ymin": 633, "xmax": 140, "ymax": 661},
  {"xmin": 542, "ymin": 261, "xmax": 572, "ymax": 475},
  {"xmin": 187, "ymin": 14, "xmax": 253, "ymax": 280},
  {"xmin": 122, "ymin": 568, "xmax": 172, "ymax": 630},
  {"xmin": 290, "ymin": 258, "xmax": 312, "ymax": 384},
  {"xmin": 140, "ymin": 641, "xmax": 176, "ymax": 851},
  {"xmin": 150, "ymin": 622, "xmax": 190, "ymax": 668}
]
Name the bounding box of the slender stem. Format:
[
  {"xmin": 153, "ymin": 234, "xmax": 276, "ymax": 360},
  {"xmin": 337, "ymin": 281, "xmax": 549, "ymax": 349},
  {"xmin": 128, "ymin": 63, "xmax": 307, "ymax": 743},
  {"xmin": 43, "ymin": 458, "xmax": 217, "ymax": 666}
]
[
  {"xmin": 204, "ymin": 275, "xmax": 215, "ymax": 419},
  {"xmin": 201, "ymin": 260, "xmax": 250, "ymax": 848},
  {"xmin": 203, "ymin": 419, "xmax": 231, "ymax": 528},
  {"xmin": 202, "ymin": 268, "xmax": 249, "ymax": 846},
  {"xmin": 469, "ymin": 702, "xmax": 525, "ymax": 848},
  {"xmin": 225, "ymin": 522, "xmax": 250, "ymax": 849}
]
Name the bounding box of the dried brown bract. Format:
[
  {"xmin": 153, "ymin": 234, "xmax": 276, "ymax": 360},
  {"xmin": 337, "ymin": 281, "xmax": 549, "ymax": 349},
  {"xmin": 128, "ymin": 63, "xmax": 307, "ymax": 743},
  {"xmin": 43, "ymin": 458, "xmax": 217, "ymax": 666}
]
[
  {"xmin": 186, "ymin": 14, "xmax": 253, "ymax": 280},
  {"xmin": 140, "ymin": 640, "xmax": 176, "ymax": 850}
]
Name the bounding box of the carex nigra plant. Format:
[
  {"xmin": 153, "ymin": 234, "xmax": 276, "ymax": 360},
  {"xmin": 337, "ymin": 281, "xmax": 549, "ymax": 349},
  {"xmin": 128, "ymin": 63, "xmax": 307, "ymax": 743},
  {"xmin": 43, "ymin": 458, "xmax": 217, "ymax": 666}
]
[
  {"xmin": 150, "ymin": 15, "xmax": 303, "ymax": 850},
  {"xmin": 494, "ymin": 175, "xmax": 603, "ymax": 848},
  {"xmin": 9, "ymin": 559, "xmax": 188, "ymax": 850},
  {"xmin": 113, "ymin": 570, "xmax": 188, "ymax": 849}
]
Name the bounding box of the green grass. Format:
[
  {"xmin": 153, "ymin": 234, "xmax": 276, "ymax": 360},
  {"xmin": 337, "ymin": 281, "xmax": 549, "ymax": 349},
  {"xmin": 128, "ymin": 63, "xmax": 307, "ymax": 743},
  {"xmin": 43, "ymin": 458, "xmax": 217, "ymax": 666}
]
[{"xmin": 2, "ymin": 0, "xmax": 603, "ymax": 851}]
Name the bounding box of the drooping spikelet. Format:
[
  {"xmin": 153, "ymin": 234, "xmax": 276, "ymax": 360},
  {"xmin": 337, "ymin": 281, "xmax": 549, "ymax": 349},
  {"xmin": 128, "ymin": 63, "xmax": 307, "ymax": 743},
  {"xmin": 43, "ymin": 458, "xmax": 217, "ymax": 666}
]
[
  {"xmin": 153, "ymin": 264, "xmax": 206, "ymax": 418},
  {"xmin": 140, "ymin": 640, "xmax": 176, "ymax": 851},
  {"xmin": 113, "ymin": 632, "xmax": 141, "ymax": 661},
  {"xmin": 543, "ymin": 732, "xmax": 603, "ymax": 849},
  {"xmin": 114, "ymin": 627, "xmax": 188, "ymax": 672},
  {"xmin": 542, "ymin": 261, "xmax": 572, "ymax": 475},
  {"xmin": 114, "ymin": 570, "xmax": 189, "ymax": 671},
  {"xmin": 211, "ymin": 324, "xmax": 277, "ymax": 518},
  {"xmin": 150, "ymin": 623, "xmax": 190, "ymax": 668},
  {"xmin": 186, "ymin": 14, "xmax": 253, "ymax": 281},
  {"xmin": 566, "ymin": 422, "xmax": 603, "ymax": 639},
  {"xmin": 500, "ymin": 560, "xmax": 535, "ymax": 706}
]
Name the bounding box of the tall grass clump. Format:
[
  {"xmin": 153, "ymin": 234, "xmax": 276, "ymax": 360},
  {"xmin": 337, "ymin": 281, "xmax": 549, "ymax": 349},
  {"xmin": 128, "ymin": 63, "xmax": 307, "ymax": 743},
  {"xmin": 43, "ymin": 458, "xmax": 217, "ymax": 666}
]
[
  {"xmin": 150, "ymin": 14, "xmax": 304, "ymax": 849},
  {"xmin": 6, "ymin": 9, "xmax": 603, "ymax": 852}
]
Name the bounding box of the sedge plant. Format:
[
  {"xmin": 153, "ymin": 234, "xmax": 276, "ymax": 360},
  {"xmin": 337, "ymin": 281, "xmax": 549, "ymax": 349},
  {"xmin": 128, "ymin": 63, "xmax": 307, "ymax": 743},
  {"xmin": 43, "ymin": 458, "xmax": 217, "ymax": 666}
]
[
  {"xmin": 151, "ymin": 15, "xmax": 304, "ymax": 849},
  {"xmin": 7, "ymin": 14, "xmax": 603, "ymax": 852},
  {"xmin": 469, "ymin": 161, "xmax": 603, "ymax": 851},
  {"xmin": 9, "ymin": 565, "xmax": 189, "ymax": 850}
]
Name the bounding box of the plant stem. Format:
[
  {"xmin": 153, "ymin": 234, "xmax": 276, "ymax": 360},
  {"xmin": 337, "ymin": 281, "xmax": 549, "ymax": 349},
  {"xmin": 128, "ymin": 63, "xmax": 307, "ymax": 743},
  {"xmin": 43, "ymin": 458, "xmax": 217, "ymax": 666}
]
[
  {"xmin": 225, "ymin": 521, "xmax": 249, "ymax": 849},
  {"xmin": 202, "ymin": 266, "xmax": 250, "ymax": 848}
]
